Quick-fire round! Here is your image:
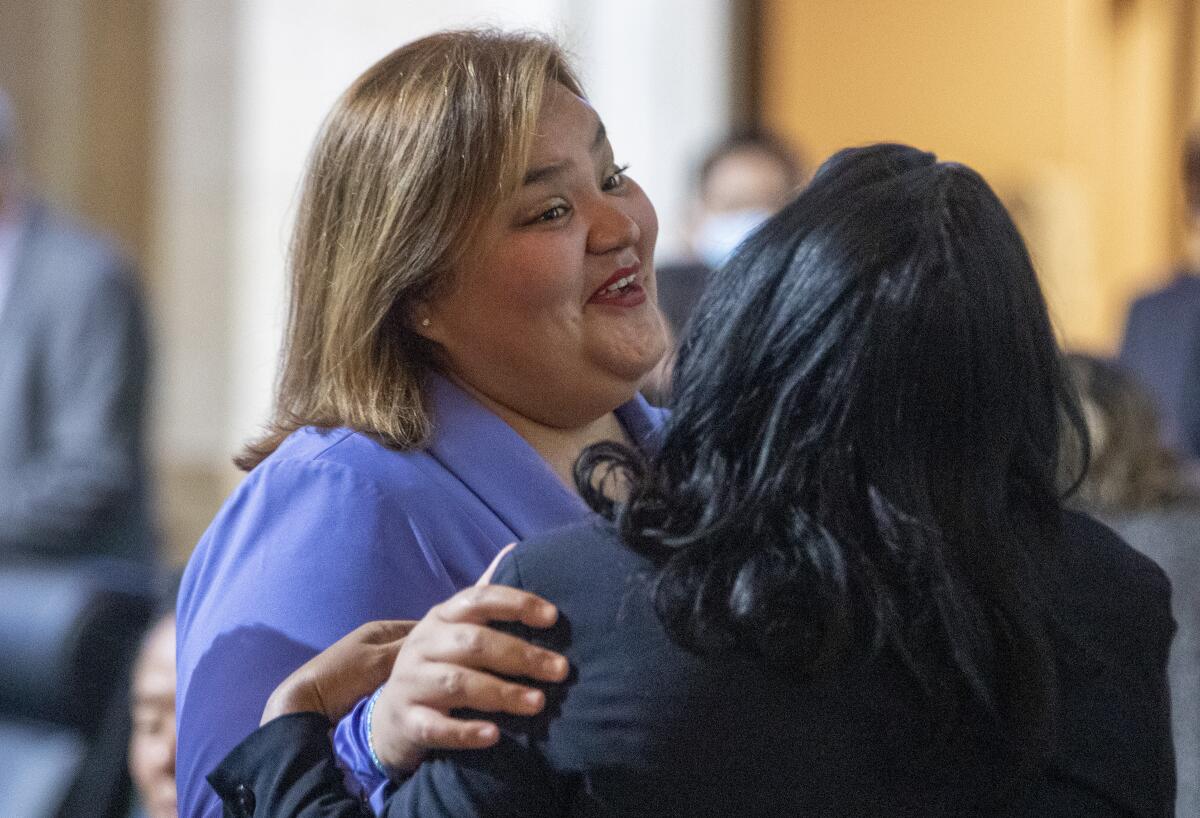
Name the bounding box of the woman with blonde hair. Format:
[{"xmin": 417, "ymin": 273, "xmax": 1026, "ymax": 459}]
[{"xmin": 176, "ymin": 29, "xmax": 668, "ymax": 816}]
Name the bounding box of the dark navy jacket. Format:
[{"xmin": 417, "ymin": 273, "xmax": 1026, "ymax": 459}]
[
  {"xmin": 1119, "ymin": 272, "xmax": 1200, "ymax": 458},
  {"xmin": 210, "ymin": 511, "xmax": 1175, "ymax": 817}
]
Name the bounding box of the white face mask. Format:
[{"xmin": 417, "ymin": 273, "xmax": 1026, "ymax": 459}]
[{"xmin": 693, "ymin": 208, "xmax": 773, "ymax": 269}]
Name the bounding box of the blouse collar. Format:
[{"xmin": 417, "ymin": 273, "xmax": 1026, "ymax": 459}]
[{"xmin": 422, "ymin": 372, "xmax": 666, "ymax": 541}]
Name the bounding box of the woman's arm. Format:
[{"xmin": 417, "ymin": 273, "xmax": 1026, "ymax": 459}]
[
  {"xmin": 208, "ymin": 549, "xmax": 573, "ymax": 818},
  {"xmin": 260, "ymin": 581, "xmax": 566, "ymax": 772},
  {"xmin": 260, "ymin": 620, "xmax": 416, "ymax": 726},
  {"xmin": 209, "ymin": 712, "xmax": 570, "ymax": 818},
  {"xmin": 209, "ymin": 713, "xmax": 370, "ymax": 818},
  {"xmin": 263, "ymin": 547, "xmax": 515, "ymax": 728}
]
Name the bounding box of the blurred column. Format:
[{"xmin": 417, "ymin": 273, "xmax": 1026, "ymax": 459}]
[
  {"xmin": 1062, "ymin": 0, "xmax": 1195, "ymax": 343},
  {"xmin": 150, "ymin": 0, "xmax": 239, "ymax": 560}
]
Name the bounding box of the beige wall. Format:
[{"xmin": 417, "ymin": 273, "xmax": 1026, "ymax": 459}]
[{"xmin": 762, "ymin": 0, "xmax": 1197, "ymax": 352}]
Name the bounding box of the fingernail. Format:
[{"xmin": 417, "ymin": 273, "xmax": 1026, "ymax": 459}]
[
  {"xmin": 523, "ymin": 689, "xmax": 543, "ymax": 707},
  {"xmin": 544, "ymin": 656, "xmax": 567, "ymax": 676},
  {"xmin": 477, "ymin": 724, "xmax": 497, "ymax": 740},
  {"xmin": 539, "ymin": 603, "xmax": 557, "ymax": 621}
]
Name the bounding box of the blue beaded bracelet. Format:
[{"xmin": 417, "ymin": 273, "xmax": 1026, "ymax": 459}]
[{"xmin": 364, "ymin": 687, "xmax": 389, "ymax": 776}]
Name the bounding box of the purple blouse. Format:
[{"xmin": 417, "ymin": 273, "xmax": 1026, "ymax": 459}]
[{"xmin": 175, "ymin": 374, "xmax": 665, "ymax": 818}]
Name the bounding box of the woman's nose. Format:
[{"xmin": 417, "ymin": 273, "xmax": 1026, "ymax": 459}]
[{"xmin": 587, "ymin": 198, "xmax": 640, "ymax": 255}]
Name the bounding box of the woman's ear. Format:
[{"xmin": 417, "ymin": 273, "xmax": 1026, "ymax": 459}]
[{"xmin": 410, "ymin": 305, "xmax": 437, "ymax": 342}]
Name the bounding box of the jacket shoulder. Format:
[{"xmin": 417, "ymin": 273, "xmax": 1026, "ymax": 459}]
[
  {"xmin": 1051, "ymin": 510, "xmax": 1174, "ymax": 660},
  {"xmin": 1060, "ymin": 510, "xmax": 1170, "ymax": 591},
  {"xmin": 506, "ymin": 517, "xmax": 640, "ymax": 589}
]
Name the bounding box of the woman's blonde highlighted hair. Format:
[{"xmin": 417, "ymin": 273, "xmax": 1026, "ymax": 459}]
[{"xmin": 238, "ymin": 29, "xmax": 583, "ymax": 470}]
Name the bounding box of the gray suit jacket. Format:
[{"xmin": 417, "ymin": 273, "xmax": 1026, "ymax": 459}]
[
  {"xmin": 0, "ymin": 201, "xmax": 152, "ymax": 561},
  {"xmin": 1103, "ymin": 509, "xmax": 1200, "ymax": 818}
]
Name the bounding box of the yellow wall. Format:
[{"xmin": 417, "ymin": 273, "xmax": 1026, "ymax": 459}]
[{"xmin": 762, "ymin": 0, "xmax": 1196, "ymax": 352}]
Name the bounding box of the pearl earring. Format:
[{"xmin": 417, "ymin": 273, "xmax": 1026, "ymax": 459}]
[{"xmin": 420, "ymin": 318, "xmax": 431, "ymax": 328}]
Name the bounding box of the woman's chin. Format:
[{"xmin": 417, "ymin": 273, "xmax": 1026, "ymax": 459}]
[
  {"xmin": 591, "ymin": 319, "xmax": 669, "ymax": 384},
  {"xmin": 596, "ymin": 337, "xmax": 668, "ymax": 385}
]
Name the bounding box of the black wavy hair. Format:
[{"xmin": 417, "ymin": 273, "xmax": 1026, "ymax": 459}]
[{"xmin": 579, "ymin": 143, "xmax": 1087, "ymax": 760}]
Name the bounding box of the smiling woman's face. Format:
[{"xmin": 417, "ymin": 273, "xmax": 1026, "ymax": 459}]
[{"xmin": 419, "ymin": 84, "xmax": 666, "ymax": 428}]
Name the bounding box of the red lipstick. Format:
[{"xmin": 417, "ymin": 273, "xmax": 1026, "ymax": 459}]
[{"xmin": 588, "ymin": 262, "xmax": 646, "ymax": 307}]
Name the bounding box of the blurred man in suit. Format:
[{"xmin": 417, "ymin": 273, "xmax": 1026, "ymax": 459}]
[
  {"xmin": 0, "ymin": 88, "xmax": 153, "ymax": 561},
  {"xmin": 1119, "ymin": 130, "xmax": 1200, "ymax": 461}
]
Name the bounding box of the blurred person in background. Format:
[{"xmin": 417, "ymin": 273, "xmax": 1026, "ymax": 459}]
[
  {"xmin": 1067, "ymin": 353, "xmax": 1200, "ymax": 817},
  {"xmin": 129, "ymin": 611, "xmax": 178, "ymax": 818},
  {"xmin": 0, "ymin": 88, "xmax": 153, "ymax": 562},
  {"xmin": 1118, "ymin": 129, "xmax": 1200, "ymax": 462},
  {"xmin": 646, "ymin": 131, "xmax": 804, "ymax": 401},
  {"xmin": 655, "ymin": 130, "xmax": 805, "ymax": 337}
]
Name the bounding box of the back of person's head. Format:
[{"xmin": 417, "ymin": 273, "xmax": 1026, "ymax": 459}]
[
  {"xmin": 1066, "ymin": 353, "xmax": 1198, "ymax": 513},
  {"xmin": 239, "ymin": 29, "xmax": 582, "ymax": 469},
  {"xmin": 583, "ymin": 142, "xmax": 1081, "ymax": 762}
]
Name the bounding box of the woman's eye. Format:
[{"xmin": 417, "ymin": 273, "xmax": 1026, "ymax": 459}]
[
  {"xmin": 536, "ymin": 205, "xmax": 569, "ymax": 223},
  {"xmin": 603, "ymin": 164, "xmax": 630, "ymax": 191}
]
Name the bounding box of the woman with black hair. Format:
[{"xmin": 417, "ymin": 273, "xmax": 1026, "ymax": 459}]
[{"xmin": 210, "ymin": 144, "xmax": 1175, "ymax": 817}]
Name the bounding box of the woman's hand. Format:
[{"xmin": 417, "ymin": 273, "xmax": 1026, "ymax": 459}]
[
  {"xmin": 370, "ymin": 549, "xmax": 568, "ymax": 774},
  {"xmin": 261, "ymin": 619, "xmax": 416, "ymax": 725}
]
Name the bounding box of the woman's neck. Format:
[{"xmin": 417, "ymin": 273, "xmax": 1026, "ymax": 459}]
[{"xmin": 451, "ymin": 376, "xmax": 632, "ymax": 491}]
